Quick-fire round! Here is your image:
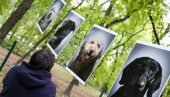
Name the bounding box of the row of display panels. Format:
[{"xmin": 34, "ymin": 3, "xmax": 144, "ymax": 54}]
[{"xmin": 36, "ymin": 0, "xmax": 170, "ymax": 97}]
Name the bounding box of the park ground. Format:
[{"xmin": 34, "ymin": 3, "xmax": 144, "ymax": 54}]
[{"xmin": 0, "ymin": 47, "xmax": 106, "ymax": 97}]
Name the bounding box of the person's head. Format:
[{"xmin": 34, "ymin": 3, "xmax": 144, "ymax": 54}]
[{"xmin": 29, "ymin": 49, "xmax": 54, "ymax": 72}]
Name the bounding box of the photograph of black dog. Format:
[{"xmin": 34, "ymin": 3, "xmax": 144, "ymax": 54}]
[
  {"xmin": 107, "ymin": 41, "xmax": 170, "ymax": 97},
  {"xmin": 47, "ymin": 10, "xmax": 85, "ymax": 56},
  {"xmin": 49, "ymin": 19, "xmax": 76, "ymax": 49},
  {"xmin": 69, "ymin": 36, "xmax": 104, "ymax": 81},
  {"xmin": 37, "ymin": 0, "xmax": 66, "ymax": 33},
  {"xmin": 111, "ymin": 57, "xmax": 162, "ymax": 97}
]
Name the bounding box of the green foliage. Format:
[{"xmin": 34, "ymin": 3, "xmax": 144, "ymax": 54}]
[
  {"xmin": 0, "ymin": 0, "xmax": 21, "ymax": 26},
  {"xmin": 0, "ymin": 0, "xmax": 170, "ymax": 96},
  {"xmin": 0, "ymin": 0, "xmax": 8, "ymax": 15}
]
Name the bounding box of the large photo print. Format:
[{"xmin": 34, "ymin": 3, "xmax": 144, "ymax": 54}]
[
  {"xmin": 107, "ymin": 41, "xmax": 170, "ymax": 97},
  {"xmin": 37, "ymin": 0, "xmax": 66, "ymax": 33},
  {"xmin": 47, "ymin": 10, "xmax": 85, "ymax": 57},
  {"xmin": 66, "ymin": 25, "xmax": 117, "ymax": 85}
]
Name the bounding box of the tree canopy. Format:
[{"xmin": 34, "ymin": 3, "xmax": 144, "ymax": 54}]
[{"xmin": 0, "ymin": 0, "xmax": 170, "ymax": 96}]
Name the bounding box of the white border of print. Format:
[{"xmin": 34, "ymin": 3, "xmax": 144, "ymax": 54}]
[
  {"xmin": 37, "ymin": 0, "xmax": 66, "ymax": 34},
  {"xmin": 66, "ymin": 24, "xmax": 117, "ymax": 85},
  {"xmin": 47, "ymin": 10, "xmax": 85, "ymax": 57},
  {"xmin": 106, "ymin": 41, "xmax": 170, "ymax": 97},
  {"xmin": 47, "ymin": 43, "xmax": 58, "ymax": 57}
]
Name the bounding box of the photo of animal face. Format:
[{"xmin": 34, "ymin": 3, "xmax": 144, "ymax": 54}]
[
  {"xmin": 81, "ymin": 37, "xmax": 103, "ymax": 62},
  {"xmin": 37, "ymin": 0, "xmax": 66, "ymax": 33},
  {"xmin": 66, "ymin": 25, "xmax": 117, "ymax": 84},
  {"xmin": 49, "ymin": 19, "xmax": 76, "ymax": 49},
  {"xmin": 69, "ymin": 37, "xmax": 103, "ymax": 81},
  {"xmin": 111, "ymin": 57, "xmax": 162, "ymax": 97},
  {"xmin": 41, "ymin": 8, "xmax": 56, "ymax": 27}
]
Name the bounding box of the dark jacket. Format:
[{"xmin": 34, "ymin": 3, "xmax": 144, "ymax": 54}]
[{"xmin": 0, "ymin": 61, "xmax": 56, "ymax": 97}]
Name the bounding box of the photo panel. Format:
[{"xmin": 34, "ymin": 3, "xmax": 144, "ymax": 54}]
[
  {"xmin": 65, "ymin": 25, "xmax": 117, "ymax": 85},
  {"xmin": 107, "ymin": 41, "xmax": 170, "ymax": 97},
  {"xmin": 37, "ymin": 0, "xmax": 66, "ymax": 33},
  {"xmin": 47, "ymin": 10, "xmax": 85, "ymax": 57}
]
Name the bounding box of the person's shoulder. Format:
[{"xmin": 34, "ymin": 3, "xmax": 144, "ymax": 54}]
[
  {"xmin": 44, "ymin": 81, "xmax": 57, "ymax": 96},
  {"xmin": 48, "ymin": 81, "xmax": 57, "ymax": 91},
  {"xmin": 3, "ymin": 66, "xmax": 19, "ymax": 82},
  {"xmin": 50, "ymin": 81, "xmax": 57, "ymax": 93},
  {"xmin": 7, "ymin": 66, "xmax": 18, "ymax": 74}
]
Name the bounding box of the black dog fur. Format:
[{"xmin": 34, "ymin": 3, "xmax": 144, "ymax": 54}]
[
  {"xmin": 111, "ymin": 57, "xmax": 162, "ymax": 97},
  {"xmin": 49, "ymin": 19, "xmax": 76, "ymax": 49}
]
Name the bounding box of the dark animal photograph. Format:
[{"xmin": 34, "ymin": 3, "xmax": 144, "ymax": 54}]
[
  {"xmin": 107, "ymin": 41, "xmax": 170, "ymax": 97},
  {"xmin": 37, "ymin": 0, "xmax": 66, "ymax": 33},
  {"xmin": 66, "ymin": 25, "xmax": 117, "ymax": 84},
  {"xmin": 47, "ymin": 10, "xmax": 85, "ymax": 56},
  {"xmin": 49, "ymin": 19, "xmax": 76, "ymax": 49}
]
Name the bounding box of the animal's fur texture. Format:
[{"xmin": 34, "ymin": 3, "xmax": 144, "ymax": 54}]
[
  {"xmin": 39, "ymin": 8, "xmax": 56, "ymax": 30},
  {"xmin": 49, "ymin": 19, "xmax": 76, "ymax": 49},
  {"xmin": 69, "ymin": 37, "xmax": 104, "ymax": 81},
  {"xmin": 111, "ymin": 57, "xmax": 162, "ymax": 97}
]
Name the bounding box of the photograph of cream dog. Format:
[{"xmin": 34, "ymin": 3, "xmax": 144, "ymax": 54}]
[
  {"xmin": 37, "ymin": 0, "xmax": 66, "ymax": 33},
  {"xmin": 69, "ymin": 36, "xmax": 104, "ymax": 81},
  {"xmin": 39, "ymin": 8, "xmax": 56, "ymax": 29},
  {"xmin": 66, "ymin": 25, "xmax": 117, "ymax": 84},
  {"xmin": 80, "ymin": 37, "xmax": 103, "ymax": 63}
]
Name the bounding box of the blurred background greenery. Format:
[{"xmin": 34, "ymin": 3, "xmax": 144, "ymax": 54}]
[{"xmin": 0, "ymin": 0, "xmax": 170, "ymax": 97}]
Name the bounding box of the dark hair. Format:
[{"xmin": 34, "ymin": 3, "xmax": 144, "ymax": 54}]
[
  {"xmin": 29, "ymin": 49, "xmax": 54, "ymax": 71},
  {"xmin": 61, "ymin": 19, "xmax": 76, "ymax": 31}
]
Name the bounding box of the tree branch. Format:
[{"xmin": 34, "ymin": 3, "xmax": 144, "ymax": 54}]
[
  {"xmin": 160, "ymin": 24, "xmax": 170, "ymax": 39},
  {"xmin": 148, "ymin": 9, "xmax": 160, "ymax": 45},
  {"xmin": 154, "ymin": 24, "xmax": 170, "ymax": 43},
  {"xmin": 117, "ymin": 31, "xmax": 125, "ymax": 44},
  {"xmin": 105, "ymin": 9, "xmax": 138, "ymax": 28},
  {"xmin": 90, "ymin": 1, "xmax": 96, "ymax": 10},
  {"xmin": 100, "ymin": 0, "xmax": 111, "ymax": 7},
  {"xmin": 105, "ymin": 3, "xmax": 113, "ymax": 16},
  {"xmin": 72, "ymin": 0, "xmax": 85, "ymax": 10},
  {"xmin": 113, "ymin": 20, "xmax": 150, "ymax": 50},
  {"xmin": 100, "ymin": 2, "xmax": 113, "ymax": 26}
]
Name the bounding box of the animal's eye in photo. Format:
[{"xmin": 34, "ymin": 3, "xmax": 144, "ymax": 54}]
[
  {"xmin": 150, "ymin": 66, "xmax": 156, "ymax": 71},
  {"xmin": 91, "ymin": 41, "xmax": 94, "ymax": 44},
  {"xmin": 138, "ymin": 63, "xmax": 142, "ymax": 67},
  {"xmin": 97, "ymin": 44, "xmax": 100, "ymax": 48},
  {"xmin": 148, "ymin": 70, "xmax": 152, "ymax": 75}
]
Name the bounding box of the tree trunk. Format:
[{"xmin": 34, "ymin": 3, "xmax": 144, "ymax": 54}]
[
  {"xmin": 148, "ymin": 13, "xmax": 160, "ymax": 45},
  {"xmin": 0, "ymin": 0, "xmax": 34, "ymax": 42}
]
